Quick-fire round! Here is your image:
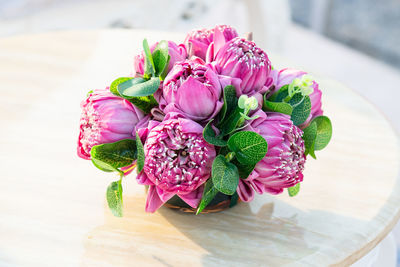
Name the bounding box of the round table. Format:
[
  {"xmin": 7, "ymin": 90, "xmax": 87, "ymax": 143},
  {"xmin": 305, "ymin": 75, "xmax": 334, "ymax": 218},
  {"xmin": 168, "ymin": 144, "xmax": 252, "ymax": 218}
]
[{"xmin": 0, "ymin": 29, "xmax": 399, "ymax": 266}]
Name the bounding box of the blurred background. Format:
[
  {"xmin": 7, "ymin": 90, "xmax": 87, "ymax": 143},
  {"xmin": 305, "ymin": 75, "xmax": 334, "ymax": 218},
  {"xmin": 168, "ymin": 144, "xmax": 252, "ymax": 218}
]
[
  {"xmin": 0, "ymin": 0, "xmax": 399, "ymax": 134},
  {"xmin": 0, "ymin": 0, "xmax": 399, "ymax": 265},
  {"xmin": 0, "ymin": 0, "xmax": 399, "ymax": 69}
]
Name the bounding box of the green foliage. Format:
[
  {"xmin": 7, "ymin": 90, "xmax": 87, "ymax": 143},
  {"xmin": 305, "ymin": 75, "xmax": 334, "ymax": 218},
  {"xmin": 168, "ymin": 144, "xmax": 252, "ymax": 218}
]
[
  {"xmin": 265, "ymin": 85, "xmax": 311, "ymax": 125},
  {"xmin": 196, "ymin": 179, "xmax": 218, "ymax": 214},
  {"xmin": 290, "ymin": 95, "xmax": 311, "ymax": 126},
  {"xmin": 288, "ymin": 183, "xmax": 300, "ymax": 197},
  {"xmin": 90, "ymin": 139, "xmax": 137, "ymax": 172},
  {"xmin": 263, "ymin": 98, "xmax": 293, "ymax": 115},
  {"xmin": 152, "ymin": 40, "xmax": 169, "ymax": 79},
  {"xmin": 269, "ymin": 84, "xmax": 289, "ymax": 102},
  {"xmin": 218, "ymin": 85, "xmax": 238, "ymax": 122},
  {"xmin": 143, "ymin": 39, "xmax": 155, "ymax": 77},
  {"xmin": 218, "ymin": 107, "xmax": 243, "ymax": 136},
  {"xmin": 136, "ymin": 132, "xmax": 145, "ymax": 173},
  {"xmin": 211, "ymin": 155, "xmax": 239, "ymax": 195},
  {"xmin": 227, "ymin": 131, "xmax": 268, "ymax": 165},
  {"xmin": 107, "ymin": 180, "xmax": 123, "ymax": 217},
  {"xmin": 110, "ymin": 77, "xmax": 136, "ymax": 96},
  {"xmin": 203, "ymin": 119, "xmax": 227, "ymax": 146},
  {"xmin": 232, "ymin": 159, "xmax": 256, "ymax": 179},
  {"xmin": 302, "ymin": 115, "xmax": 332, "ymax": 158},
  {"xmin": 302, "ymin": 121, "xmax": 317, "ymax": 159},
  {"xmin": 91, "ymin": 158, "xmax": 121, "ymax": 174},
  {"xmin": 129, "ymin": 95, "xmax": 158, "ymax": 114},
  {"xmin": 117, "ymin": 77, "xmax": 160, "ymax": 98},
  {"xmin": 313, "ymin": 116, "xmax": 332, "ymax": 151}
]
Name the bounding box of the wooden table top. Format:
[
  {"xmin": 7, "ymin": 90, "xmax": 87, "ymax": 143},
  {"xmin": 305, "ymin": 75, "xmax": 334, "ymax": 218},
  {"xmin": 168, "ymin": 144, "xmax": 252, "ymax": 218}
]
[{"xmin": 0, "ymin": 29, "xmax": 399, "ymax": 267}]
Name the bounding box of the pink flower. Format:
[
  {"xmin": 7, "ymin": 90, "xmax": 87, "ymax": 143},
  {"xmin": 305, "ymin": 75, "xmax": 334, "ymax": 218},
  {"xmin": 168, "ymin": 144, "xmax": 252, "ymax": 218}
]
[
  {"xmin": 161, "ymin": 58, "xmax": 223, "ymax": 122},
  {"xmin": 269, "ymin": 68, "xmax": 323, "ymax": 126},
  {"xmin": 77, "ymin": 88, "xmax": 148, "ymax": 160},
  {"xmin": 207, "ymin": 37, "xmax": 272, "ymax": 96},
  {"xmin": 137, "ymin": 113, "xmax": 216, "ymax": 213},
  {"xmin": 185, "ymin": 25, "xmax": 238, "ymax": 60},
  {"xmin": 237, "ymin": 111, "xmax": 306, "ymax": 202},
  {"xmin": 133, "ymin": 41, "xmax": 187, "ymax": 75}
]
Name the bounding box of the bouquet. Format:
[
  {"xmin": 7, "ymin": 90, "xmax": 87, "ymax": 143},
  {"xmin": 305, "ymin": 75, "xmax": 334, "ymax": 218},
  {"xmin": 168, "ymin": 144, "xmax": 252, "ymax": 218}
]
[{"xmin": 77, "ymin": 25, "xmax": 332, "ymax": 216}]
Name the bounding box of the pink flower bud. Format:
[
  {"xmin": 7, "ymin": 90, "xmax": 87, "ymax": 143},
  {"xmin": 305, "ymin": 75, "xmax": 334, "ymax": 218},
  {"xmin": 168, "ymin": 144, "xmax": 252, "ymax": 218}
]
[
  {"xmin": 184, "ymin": 25, "xmax": 238, "ymax": 60},
  {"xmin": 161, "ymin": 59, "xmax": 223, "ymax": 122},
  {"xmin": 137, "ymin": 113, "xmax": 216, "ymax": 212},
  {"xmin": 208, "ymin": 37, "xmax": 272, "ymax": 96},
  {"xmin": 77, "ymin": 88, "xmax": 148, "ymax": 159},
  {"xmin": 237, "ymin": 111, "xmax": 306, "ymax": 202}
]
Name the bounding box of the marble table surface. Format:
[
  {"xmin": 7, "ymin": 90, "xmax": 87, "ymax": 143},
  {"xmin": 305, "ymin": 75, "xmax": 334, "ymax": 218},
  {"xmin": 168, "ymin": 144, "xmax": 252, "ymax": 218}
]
[{"xmin": 0, "ymin": 29, "xmax": 399, "ymax": 266}]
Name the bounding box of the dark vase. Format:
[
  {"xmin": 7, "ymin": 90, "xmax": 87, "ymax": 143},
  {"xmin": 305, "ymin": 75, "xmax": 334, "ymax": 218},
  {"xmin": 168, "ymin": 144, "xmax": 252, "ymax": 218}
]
[{"xmin": 164, "ymin": 192, "xmax": 240, "ymax": 213}]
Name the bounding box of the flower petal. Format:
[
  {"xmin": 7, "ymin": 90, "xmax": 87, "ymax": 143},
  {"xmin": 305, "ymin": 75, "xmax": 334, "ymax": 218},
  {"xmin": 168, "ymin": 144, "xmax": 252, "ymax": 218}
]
[
  {"xmin": 145, "ymin": 185, "xmax": 165, "ymax": 213},
  {"xmin": 178, "ymin": 186, "xmax": 204, "ymax": 208},
  {"xmin": 237, "ymin": 179, "xmax": 255, "ymax": 202}
]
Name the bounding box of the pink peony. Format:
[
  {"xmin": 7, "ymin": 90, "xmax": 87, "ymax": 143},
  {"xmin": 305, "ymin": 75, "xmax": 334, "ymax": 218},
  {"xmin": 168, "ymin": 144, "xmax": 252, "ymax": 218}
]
[
  {"xmin": 77, "ymin": 88, "xmax": 148, "ymax": 160},
  {"xmin": 133, "ymin": 41, "xmax": 187, "ymax": 75},
  {"xmin": 185, "ymin": 25, "xmax": 238, "ymax": 60},
  {"xmin": 136, "ymin": 113, "xmax": 216, "ymax": 213},
  {"xmin": 269, "ymin": 68, "xmax": 323, "ymax": 126},
  {"xmin": 237, "ymin": 111, "xmax": 306, "ymax": 202},
  {"xmin": 207, "ymin": 37, "xmax": 272, "ymax": 96},
  {"xmin": 161, "ymin": 58, "xmax": 223, "ymax": 122}
]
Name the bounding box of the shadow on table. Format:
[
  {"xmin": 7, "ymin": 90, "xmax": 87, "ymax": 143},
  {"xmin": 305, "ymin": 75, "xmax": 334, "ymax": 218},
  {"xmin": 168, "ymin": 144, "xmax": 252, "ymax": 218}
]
[{"xmin": 80, "ymin": 193, "xmax": 379, "ymax": 266}]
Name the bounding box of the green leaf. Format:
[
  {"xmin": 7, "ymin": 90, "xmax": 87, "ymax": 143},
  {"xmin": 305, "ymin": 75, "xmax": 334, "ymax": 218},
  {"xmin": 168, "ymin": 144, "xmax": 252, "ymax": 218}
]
[
  {"xmin": 266, "ymin": 85, "xmax": 311, "ymax": 126},
  {"xmin": 269, "ymin": 84, "xmax": 289, "ymax": 102},
  {"xmin": 136, "ymin": 132, "xmax": 145, "ymax": 173},
  {"xmin": 218, "ymin": 146, "xmax": 230, "ymax": 157},
  {"xmin": 129, "ymin": 95, "xmax": 158, "ymax": 114},
  {"xmin": 159, "ymin": 55, "xmax": 171, "ymax": 80},
  {"xmin": 107, "ymin": 180, "xmax": 123, "ymax": 217},
  {"xmin": 152, "ymin": 40, "xmax": 169, "ymax": 77},
  {"xmin": 90, "ymin": 139, "xmax": 137, "ymax": 170},
  {"xmin": 288, "ymin": 183, "xmax": 300, "ymax": 197},
  {"xmin": 302, "ymin": 121, "xmax": 317, "ymax": 159},
  {"xmin": 196, "ymin": 179, "xmax": 218, "ymax": 214},
  {"xmin": 218, "ymin": 107, "xmax": 243, "ymax": 136},
  {"xmin": 203, "ymin": 119, "xmax": 227, "ymax": 147},
  {"xmin": 290, "ymin": 95, "xmax": 311, "ymax": 126},
  {"xmin": 110, "ymin": 77, "xmax": 135, "ymax": 96},
  {"xmin": 212, "ymin": 155, "xmax": 239, "ymax": 195},
  {"xmin": 232, "ymin": 159, "xmax": 256, "ymax": 179},
  {"xmin": 227, "ymin": 131, "xmax": 268, "ymax": 165},
  {"xmin": 263, "ymin": 98, "xmax": 293, "ymax": 115},
  {"xmin": 91, "ymin": 158, "xmax": 121, "ymax": 174},
  {"xmin": 218, "ymin": 85, "xmax": 238, "ymax": 122},
  {"xmin": 86, "ymin": 90, "xmax": 93, "ymax": 97},
  {"xmin": 143, "ymin": 39, "xmax": 155, "ymax": 77},
  {"xmin": 313, "ymin": 116, "xmax": 332, "ymax": 151},
  {"xmin": 118, "ymin": 77, "xmax": 160, "ymax": 98}
]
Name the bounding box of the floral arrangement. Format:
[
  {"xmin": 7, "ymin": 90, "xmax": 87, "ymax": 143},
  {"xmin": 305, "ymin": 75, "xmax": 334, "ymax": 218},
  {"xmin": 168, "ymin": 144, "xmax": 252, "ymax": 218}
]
[{"xmin": 77, "ymin": 25, "xmax": 332, "ymax": 216}]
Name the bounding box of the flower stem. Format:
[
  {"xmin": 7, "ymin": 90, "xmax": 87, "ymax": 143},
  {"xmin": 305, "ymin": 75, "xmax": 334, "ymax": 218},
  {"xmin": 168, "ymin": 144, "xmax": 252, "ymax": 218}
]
[
  {"xmin": 122, "ymin": 163, "xmax": 137, "ymax": 174},
  {"xmin": 283, "ymin": 94, "xmax": 293, "ymax": 103},
  {"xmin": 225, "ymin": 152, "xmax": 235, "ymax": 162}
]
